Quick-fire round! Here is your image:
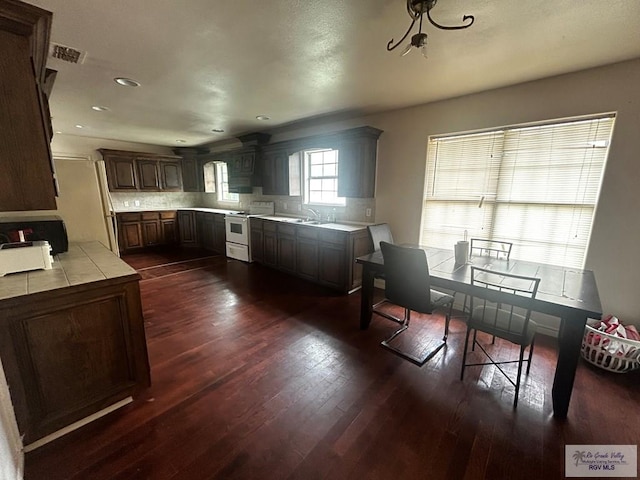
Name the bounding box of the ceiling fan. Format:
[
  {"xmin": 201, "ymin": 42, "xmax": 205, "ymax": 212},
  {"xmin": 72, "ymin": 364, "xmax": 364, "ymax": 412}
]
[{"xmin": 387, "ymin": 0, "xmax": 475, "ymax": 59}]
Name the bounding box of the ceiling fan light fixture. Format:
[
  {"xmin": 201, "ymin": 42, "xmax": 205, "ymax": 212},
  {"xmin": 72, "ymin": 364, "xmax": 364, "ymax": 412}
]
[{"xmin": 387, "ymin": 0, "xmax": 474, "ymax": 60}]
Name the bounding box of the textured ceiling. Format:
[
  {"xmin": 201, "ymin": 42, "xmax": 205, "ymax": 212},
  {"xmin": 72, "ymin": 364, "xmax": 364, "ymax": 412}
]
[{"xmin": 27, "ymin": 0, "xmax": 640, "ymax": 147}]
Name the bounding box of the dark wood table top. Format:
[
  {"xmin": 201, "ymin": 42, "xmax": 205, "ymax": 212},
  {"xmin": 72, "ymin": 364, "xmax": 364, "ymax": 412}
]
[{"xmin": 356, "ymin": 246, "xmax": 602, "ymax": 320}]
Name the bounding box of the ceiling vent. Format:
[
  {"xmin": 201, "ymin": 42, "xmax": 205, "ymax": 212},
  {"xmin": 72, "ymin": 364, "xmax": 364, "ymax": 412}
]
[{"xmin": 49, "ymin": 43, "xmax": 87, "ymax": 64}]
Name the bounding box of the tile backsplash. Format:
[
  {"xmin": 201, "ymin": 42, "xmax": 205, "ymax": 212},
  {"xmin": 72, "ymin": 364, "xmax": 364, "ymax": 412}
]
[{"xmin": 111, "ymin": 189, "xmax": 375, "ymax": 223}]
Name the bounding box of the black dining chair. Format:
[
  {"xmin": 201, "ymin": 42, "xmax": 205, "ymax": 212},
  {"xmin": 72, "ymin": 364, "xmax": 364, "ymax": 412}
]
[
  {"xmin": 458, "ymin": 238, "xmax": 514, "ymax": 320},
  {"xmin": 367, "ymin": 224, "xmax": 402, "ymax": 324},
  {"xmin": 378, "ymin": 241, "xmax": 454, "ymax": 366},
  {"xmin": 460, "ymin": 266, "xmax": 541, "ymax": 408},
  {"xmin": 470, "ymin": 238, "xmax": 513, "ymax": 261}
]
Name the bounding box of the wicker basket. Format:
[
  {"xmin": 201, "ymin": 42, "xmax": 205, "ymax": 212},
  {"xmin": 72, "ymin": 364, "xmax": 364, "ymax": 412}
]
[{"xmin": 581, "ymin": 319, "xmax": 640, "ymax": 373}]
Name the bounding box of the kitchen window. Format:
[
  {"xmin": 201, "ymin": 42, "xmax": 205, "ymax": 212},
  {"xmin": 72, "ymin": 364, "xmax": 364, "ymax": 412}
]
[
  {"xmin": 303, "ymin": 148, "xmax": 346, "ymax": 206},
  {"xmin": 215, "ymin": 162, "xmax": 238, "ymax": 202},
  {"xmin": 420, "ymin": 114, "xmax": 615, "ymax": 268},
  {"xmin": 203, "ymin": 161, "xmax": 239, "ymax": 202}
]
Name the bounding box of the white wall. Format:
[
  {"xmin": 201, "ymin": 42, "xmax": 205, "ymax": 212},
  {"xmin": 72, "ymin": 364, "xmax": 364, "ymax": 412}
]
[
  {"xmin": 0, "ymin": 358, "xmax": 22, "ymax": 480},
  {"xmin": 268, "ymin": 58, "xmax": 640, "ymax": 325}
]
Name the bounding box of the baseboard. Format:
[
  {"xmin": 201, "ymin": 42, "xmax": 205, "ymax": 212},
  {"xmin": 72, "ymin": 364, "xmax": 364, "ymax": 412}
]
[{"xmin": 23, "ymin": 396, "xmax": 133, "ymax": 453}]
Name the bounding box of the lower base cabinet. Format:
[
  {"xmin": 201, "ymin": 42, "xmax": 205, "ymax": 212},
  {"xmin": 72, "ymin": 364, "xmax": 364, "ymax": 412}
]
[
  {"xmin": 194, "ymin": 211, "xmax": 226, "ymax": 254},
  {"xmin": 251, "ymin": 219, "xmax": 371, "ymax": 293},
  {"xmin": 117, "ymin": 210, "xmax": 224, "ymax": 254},
  {"xmin": 117, "ymin": 211, "xmax": 177, "ymax": 253},
  {"xmin": 0, "ymin": 275, "xmax": 150, "ymax": 444}
]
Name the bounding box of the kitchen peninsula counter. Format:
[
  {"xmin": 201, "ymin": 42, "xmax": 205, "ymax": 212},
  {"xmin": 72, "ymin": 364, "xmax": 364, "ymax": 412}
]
[
  {"xmin": 0, "ymin": 241, "xmax": 138, "ymax": 300},
  {"xmin": 0, "ymin": 241, "xmax": 150, "ymax": 446}
]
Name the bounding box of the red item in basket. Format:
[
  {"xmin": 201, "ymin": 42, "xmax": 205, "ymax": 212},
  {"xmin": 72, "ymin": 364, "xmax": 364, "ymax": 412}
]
[{"xmin": 591, "ymin": 315, "xmax": 640, "ymax": 357}]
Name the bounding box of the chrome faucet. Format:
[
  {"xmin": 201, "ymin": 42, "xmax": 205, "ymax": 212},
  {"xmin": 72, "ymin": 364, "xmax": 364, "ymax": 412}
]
[{"xmin": 305, "ymin": 208, "xmax": 321, "ymax": 221}]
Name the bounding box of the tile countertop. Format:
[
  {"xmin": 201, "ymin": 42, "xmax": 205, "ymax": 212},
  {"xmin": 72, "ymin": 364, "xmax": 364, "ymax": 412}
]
[{"xmin": 0, "ymin": 242, "xmax": 137, "ymax": 301}]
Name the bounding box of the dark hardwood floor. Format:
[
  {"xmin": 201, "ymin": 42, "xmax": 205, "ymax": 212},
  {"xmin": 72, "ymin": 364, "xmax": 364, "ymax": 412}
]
[{"xmin": 24, "ymin": 248, "xmax": 639, "ymax": 479}]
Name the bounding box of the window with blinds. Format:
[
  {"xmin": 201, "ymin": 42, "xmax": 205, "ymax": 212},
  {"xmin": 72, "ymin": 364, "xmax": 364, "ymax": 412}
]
[{"xmin": 420, "ymin": 114, "xmax": 615, "ymax": 268}]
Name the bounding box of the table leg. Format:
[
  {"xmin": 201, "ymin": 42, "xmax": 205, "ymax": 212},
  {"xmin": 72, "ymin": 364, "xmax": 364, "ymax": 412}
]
[
  {"xmin": 552, "ymin": 313, "xmax": 587, "ymax": 419},
  {"xmin": 360, "ymin": 266, "xmax": 375, "ymax": 330}
]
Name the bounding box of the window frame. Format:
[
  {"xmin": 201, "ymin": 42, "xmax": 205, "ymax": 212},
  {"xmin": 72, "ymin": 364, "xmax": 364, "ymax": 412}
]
[
  {"xmin": 302, "ymin": 148, "xmax": 346, "ymax": 207},
  {"xmin": 419, "ymin": 114, "xmax": 615, "ymax": 268}
]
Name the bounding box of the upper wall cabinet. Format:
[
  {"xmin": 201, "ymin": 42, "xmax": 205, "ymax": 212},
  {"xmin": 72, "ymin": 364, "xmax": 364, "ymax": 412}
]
[
  {"xmin": 262, "ymin": 126, "xmax": 383, "ymax": 199},
  {"xmin": 175, "ymin": 148, "xmax": 206, "ymax": 192},
  {"xmin": 0, "ymin": 1, "xmax": 57, "ymax": 211},
  {"xmin": 100, "ymin": 149, "xmax": 183, "ymax": 192},
  {"xmin": 335, "ymin": 127, "xmax": 382, "ymax": 198}
]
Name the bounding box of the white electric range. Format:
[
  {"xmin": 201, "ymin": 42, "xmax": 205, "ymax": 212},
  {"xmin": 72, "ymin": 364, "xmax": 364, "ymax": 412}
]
[{"xmin": 224, "ymin": 201, "xmax": 274, "ymax": 262}]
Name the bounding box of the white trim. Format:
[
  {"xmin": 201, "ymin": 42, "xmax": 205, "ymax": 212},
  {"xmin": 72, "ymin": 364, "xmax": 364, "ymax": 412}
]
[{"xmin": 23, "ymin": 396, "xmax": 133, "ymax": 453}]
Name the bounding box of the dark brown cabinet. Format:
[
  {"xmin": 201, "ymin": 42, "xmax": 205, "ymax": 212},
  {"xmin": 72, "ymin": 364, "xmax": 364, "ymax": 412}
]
[
  {"xmin": 263, "ymin": 221, "xmax": 278, "ymax": 267},
  {"xmin": 250, "ymin": 218, "xmax": 264, "ymax": 263},
  {"xmin": 160, "ymin": 212, "xmax": 178, "ymax": 244},
  {"xmin": 178, "ymin": 210, "xmax": 197, "ymax": 245},
  {"xmin": 251, "ymin": 219, "xmax": 371, "ymax": 293},
  {"xmin": 262, "ymin": 148, "xmax": 298, "ymax": 196},
  {"xmin": 336, "ymin": 130, "xmax": 380, "ymax": 198},
  {"xmin": 277, "ymin": 223, "xmax": 297, "ymax": 274},
  {"xmin": 258, "ymin": 126, "xmax": 382, "ymax": 199},
  {"xmin": 180, "ymin": 156, "xmax": 203, "ymax": 192},
  {"xmin": 227, "ymin": 148, "xmax": 260, "ymax": 193},
  {"xmin": 159, "ymin": 161, "xmax": 183, "ymax": 191},
  {"xmin": 100, "ymin": 149, "xmax": 183, "ymax": 192},
  {"xmin": 318, "ymin": 231, "xmax": 348, "ymax": 290},
  {"xmin": 117, "ymin": 211, "xmax": 178, "ymax": 253},
  {"xmin": 213, "ymin": 214, "xmax": 226, "ymax": 253},
  {"xmin": 0, "ymin": 250, "xmax": 150, "ymax": 444},
  {"xmin": 0, "ymin": 1, "xmax": 57, "ymax": 211},
  {"xmin": 296, "ymin": 227, "xmax": 319, "ymax": 282},
  {"xmin": 194, "ymin": 211, "xmax": 226, "ymax": 254},
  {"xmin": 105, "ymin": 155, "xmax": 138, "ymax": 190}
]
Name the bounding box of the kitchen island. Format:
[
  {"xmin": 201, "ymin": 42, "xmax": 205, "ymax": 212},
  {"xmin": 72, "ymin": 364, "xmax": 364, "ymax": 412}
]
[{"xmin": 0, "ymin": 242, "xmax": 150, "ymax": 446}]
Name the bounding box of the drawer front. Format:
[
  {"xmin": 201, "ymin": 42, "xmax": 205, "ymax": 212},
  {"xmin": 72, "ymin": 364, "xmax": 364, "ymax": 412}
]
[
  {"xmin": 118, "ymin": 212, "xmax": 141, "ymax": 222},
  {"xmin": 141, "ymin": 212, "xmax": 160, "ymax": 221},
  {"xmin": 277, "ymin": 223, "xmax": 296, "ymax": 236},
  {"xmin": 263, "ymin": 220, "xmax": 277, "ymax": 233},
  {"xmin": 160, "ymin": 211, "xmax": 177, "ymax": 220},
  {"xmin": 319, "ymin": 229, "xmax": 347, "ymax": 246},
  {"xmin": 297, "ymin": 226, "xmax": 319, "ymax": 240}
]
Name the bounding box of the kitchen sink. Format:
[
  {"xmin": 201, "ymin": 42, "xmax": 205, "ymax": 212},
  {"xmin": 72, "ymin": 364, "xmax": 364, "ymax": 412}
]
[{"xmin": 290, "ymin": 218, "xmax": 323, "ymax": 224}]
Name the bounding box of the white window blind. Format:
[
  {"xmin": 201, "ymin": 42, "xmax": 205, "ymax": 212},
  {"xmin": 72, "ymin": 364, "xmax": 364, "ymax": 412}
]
[{"xmin": 420, "ymin": 114, "xmax": 615, "ymax": 268}]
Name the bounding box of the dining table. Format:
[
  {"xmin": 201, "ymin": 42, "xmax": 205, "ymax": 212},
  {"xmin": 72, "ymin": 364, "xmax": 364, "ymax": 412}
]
[{"xmin": 356, "ymin": 246, "xmax": 603, "ymax": 419}]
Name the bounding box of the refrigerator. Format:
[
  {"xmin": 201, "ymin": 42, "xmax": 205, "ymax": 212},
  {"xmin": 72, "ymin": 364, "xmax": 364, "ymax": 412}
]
[{"xmin": 49, "ymin": 156, "xmax": 119, "ymax": 255}]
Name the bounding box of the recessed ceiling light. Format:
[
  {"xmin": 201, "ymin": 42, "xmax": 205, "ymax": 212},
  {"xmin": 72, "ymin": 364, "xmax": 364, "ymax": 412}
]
[
  {"xmin": 211, "ymin": 128, "xmax": 225, "ymax": 133},
  {"xmin": 114, "ymin": 77, "xmax": 141, "ymax": 87},
  {"xmin": 91, "ymin": 105, "xmax": 109, "ymax": 111},
  {"xmin": 75, "ymin": 124, "xmax": 84, "ymax": 129},
  {"xmin": 176, "ymin": 139, "xmax": 186, "ymax": 143},
  {"xmin": 256, "ymin": 115, "xmax": 270, "ymax": 121}
]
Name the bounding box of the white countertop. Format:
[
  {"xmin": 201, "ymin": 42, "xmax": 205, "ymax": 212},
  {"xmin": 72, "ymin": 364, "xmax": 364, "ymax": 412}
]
[
  {"xmin": 112, "ymin": 208, "xmax": 371, "ymax": 231},
  {"xmin": 113, "ymin": 207, "xmax": 242, "ymax": 215},
  {"xmin": 260, "ymin": 216, "xmax": 370, "ymax": 232}
]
